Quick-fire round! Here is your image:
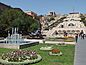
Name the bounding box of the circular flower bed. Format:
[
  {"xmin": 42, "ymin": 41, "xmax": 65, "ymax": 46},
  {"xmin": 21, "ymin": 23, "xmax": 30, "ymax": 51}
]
[
  {"xmin": 40, "ymin": 46, "xmax": 53, "ymax": 51},
  {"xmin": 0, "ymin": 50, "xmax": 42, "ymax": 65},
  {"xmin": 49, "ymin": 49, "xmax": 62, "ymax": 56},
  {"xmin": 57, "ymin": 43, "xmax": 66, "ymax": 46}
]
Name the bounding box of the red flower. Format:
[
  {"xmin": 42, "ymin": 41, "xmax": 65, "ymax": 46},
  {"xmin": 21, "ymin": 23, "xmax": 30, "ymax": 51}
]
[{"xmin": 51, "ymin": 49, "xmax": 60, "ymax": 54}]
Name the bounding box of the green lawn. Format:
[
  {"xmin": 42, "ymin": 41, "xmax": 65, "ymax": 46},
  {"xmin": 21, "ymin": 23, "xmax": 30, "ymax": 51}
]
[{"xmin": 0, "ymin": 44, "xmax": 75, "ymax": 65}]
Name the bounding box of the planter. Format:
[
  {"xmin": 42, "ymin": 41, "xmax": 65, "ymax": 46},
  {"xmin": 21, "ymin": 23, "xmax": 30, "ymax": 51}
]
[
  {"xmin": 49, "ymin": 52, "xmax": 62, "ymax": 56},
  {"xmin": 49, "ymin": 49, "xmax": 63, "ymax": 56}
]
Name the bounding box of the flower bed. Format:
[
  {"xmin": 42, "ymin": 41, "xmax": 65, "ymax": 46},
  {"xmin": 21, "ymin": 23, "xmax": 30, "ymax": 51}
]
[
  {"xmin": 49, "ymin": 49, "xmax": 62, "ymax": 56},
  {"xmin": 57, "ymin": 43, "xmax": 66, "ymax": 46},
  {"xmin": 40, "ymin": 46, "xmax": 53, "ymax": 51},
  {"xmin": 67, "ymin": 36, "xmax": 74, "ymax": 38},
  {"xmin": 64, "ymin": 36, "xmax": 74, "ymax": 39},
  {"xmin": 0, "ymin": 50, "xmax": 42, "ymax": 65}
]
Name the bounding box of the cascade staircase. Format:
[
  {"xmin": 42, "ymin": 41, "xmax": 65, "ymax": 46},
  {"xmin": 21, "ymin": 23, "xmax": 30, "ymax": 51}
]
[{"xmin": 42, "ymin": 16, "xmax": 66, "ymax": 37}]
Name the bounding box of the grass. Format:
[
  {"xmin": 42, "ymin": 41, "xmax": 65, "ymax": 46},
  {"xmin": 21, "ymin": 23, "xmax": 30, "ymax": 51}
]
[{"xmin": 0, "ymin": 44, "xmax": 75, "ymax": 65}]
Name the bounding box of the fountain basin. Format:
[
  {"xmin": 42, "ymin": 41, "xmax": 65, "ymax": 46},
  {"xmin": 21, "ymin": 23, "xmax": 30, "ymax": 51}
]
[
  {"xmin": 0, "ymin": 41, "xmax": 39, "ymax": 49},
  {"xmin": 0, "ymin": 28, "xmax": 39, "ymax": 49}
]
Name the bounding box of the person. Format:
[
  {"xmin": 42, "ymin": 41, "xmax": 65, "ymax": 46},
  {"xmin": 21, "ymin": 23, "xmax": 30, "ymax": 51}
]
[
  {"xmin": 43, "ymin": 39, "xmax": 45, "ymax": 44},
  {"xmin": 81, "ymin": 34, "xmax": 85, "ymax": 39},
  {"xmin": 79, "ymin": 30, "xmax": 84, "ymax": 37},
  {"xmin": 75, "ymin": 34, "xmax": 78, "ymax": 43},
  {"xmin": 55, "ymin": 30, "xmax": 58, "ymax": 35},
  {"xmin": 63, "ymin": 31, "xmax": 67, "ymax": 36}
]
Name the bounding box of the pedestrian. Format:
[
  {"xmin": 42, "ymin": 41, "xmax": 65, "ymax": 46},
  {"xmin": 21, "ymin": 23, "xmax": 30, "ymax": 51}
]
[
  {"xmin": 81, "ymin": 34, "xmax": 85, "ymax": 39},
  {"xmin": 75, "ymin": 34, "xmax": 78, "ymax": 43},
  {"xmin": 79, "ymin": 30, "xmax": 84, "ymax": 37}
]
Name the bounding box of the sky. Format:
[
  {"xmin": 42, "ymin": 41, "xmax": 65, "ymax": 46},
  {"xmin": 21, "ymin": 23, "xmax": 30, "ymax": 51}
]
[{"xmin": 0, "ymin": 0, "xmax": 86, "ymax": 15}]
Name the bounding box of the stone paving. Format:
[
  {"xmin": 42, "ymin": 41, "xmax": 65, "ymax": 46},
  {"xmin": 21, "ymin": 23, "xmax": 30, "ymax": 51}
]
[
  {"xmin": 45, "ymin": 41, "xmax": 75, "ymax": 44},
  {"xmin": 24, "ymin": 39, "xmax": 76, "ymax": 44},
  {"xmin": 74, "ymin": 38, "xmax": 86, "ymax": 65}
]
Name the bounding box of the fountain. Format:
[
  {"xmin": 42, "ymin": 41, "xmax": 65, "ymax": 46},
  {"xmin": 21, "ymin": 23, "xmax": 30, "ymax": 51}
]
[{"xmin": 0, "ymin": 28, "xmax": 38, "ymax": 49}]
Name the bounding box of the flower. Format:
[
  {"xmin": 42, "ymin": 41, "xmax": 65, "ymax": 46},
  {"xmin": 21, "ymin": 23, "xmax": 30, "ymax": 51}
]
[
  {"xmin": 51, "ymin": 49, "xmax": 60, "ymax": 54},
  {"xmin": 1, "ymin": 50, "xmax": 38, "ymax": 62}
]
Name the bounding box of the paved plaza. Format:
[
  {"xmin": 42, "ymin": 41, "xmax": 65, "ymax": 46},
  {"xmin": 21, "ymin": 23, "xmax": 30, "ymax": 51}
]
[{"xmin": 74, "ymin": 37, "xmax": 86, "ymax": 65}]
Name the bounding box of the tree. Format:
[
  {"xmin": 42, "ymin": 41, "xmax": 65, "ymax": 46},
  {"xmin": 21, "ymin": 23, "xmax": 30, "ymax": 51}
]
[{"xmin": 0, "ymin": 9, "xmax": 40, "ymax": 37}]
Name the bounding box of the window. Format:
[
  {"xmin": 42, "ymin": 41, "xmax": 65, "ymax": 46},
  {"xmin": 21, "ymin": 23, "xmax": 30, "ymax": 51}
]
[
  {"xmin": 58, "ymin": 30, "xmax": 61, "ymax": 32},
  {"xmin": 70, "ymin": 19, "xmax": 74, "ymax": 21},
  {"xmin": 68, "ymin": 23, "xmax": 75, "ymax": 26},
  {"xmin": 60, "ymin": 25, "xmax": 64, "ymax": 28},
  {"xmin": 72, "ymin": 30, "xmax": 75, "ymax": 32}
]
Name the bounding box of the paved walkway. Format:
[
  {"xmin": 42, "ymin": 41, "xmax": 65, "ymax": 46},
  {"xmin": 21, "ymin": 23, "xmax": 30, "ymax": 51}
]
[
  {"xmin": 45, "ymin": 41, "xmax": 75, "ymax": 44},
  {"xmin": 74, "ymin": 38, "xmax": 86, "ymax": 65},
  {"xmin": 24, "ymin": 39, "xmax": 76, "ymax": 44}
]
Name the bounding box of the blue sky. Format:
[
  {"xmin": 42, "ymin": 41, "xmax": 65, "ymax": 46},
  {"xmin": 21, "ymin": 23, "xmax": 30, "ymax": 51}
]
[{"xmin": 0, "ymin": 0, "xmax": 86, "ymax": 15}]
